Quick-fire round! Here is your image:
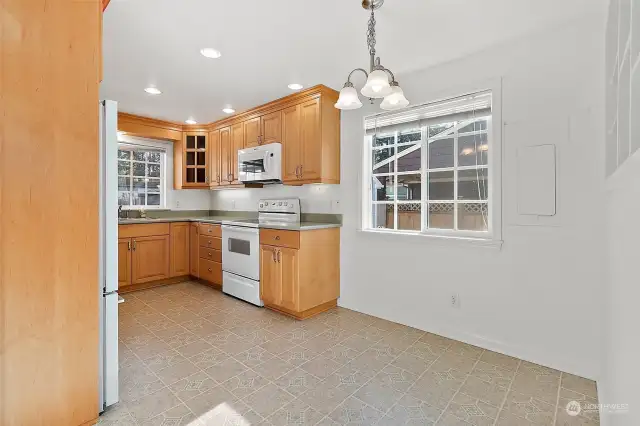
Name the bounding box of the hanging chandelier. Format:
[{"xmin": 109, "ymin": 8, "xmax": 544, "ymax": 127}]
[{"xmin": 335, "ymin": 0, "xmax": 409, "ymax": 111}]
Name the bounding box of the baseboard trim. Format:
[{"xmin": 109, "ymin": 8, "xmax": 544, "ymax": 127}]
[
  {"xmin": 119, "ymin": 275, "xmax": 190, "ymax": 293},
  {"xmin": 265, "ymin": 300, "xmax": 337, "ymax": 320},
  {"xmin": 337, "ymin": 299, "xmax": 598, "ymax": 380}
]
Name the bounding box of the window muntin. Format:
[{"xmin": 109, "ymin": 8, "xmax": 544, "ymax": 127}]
[
  {"xmin": 365, "ymin": 94, "xmax": 492, "ymax": 237},
  {"xmin": 117, "ymin": 147, "xmax": 165, "ymax": 208}
]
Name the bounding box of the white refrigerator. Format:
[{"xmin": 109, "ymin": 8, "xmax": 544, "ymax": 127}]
[{"xmin": 98, "ymin": 100, "xmax": 119, "ymax": 411}]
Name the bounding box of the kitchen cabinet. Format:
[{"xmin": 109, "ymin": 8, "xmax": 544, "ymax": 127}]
[
  {"xmin": 260, "ymin": 245, "xmax": 281, "ymax": 306},
  {"xmin": 198, "ymin": 222, "xmax": 222, "ymax": 286},
  {"xmin": 281, "ymin": 94, "xmax": 339, "ymax": 184},
  {"xmin": 209, "ymin": 129, "xmax": 221, "ymax": 187},
  {"xmin": 261, "ymin": 110, "xmax": 282, "ymax": 145},
  {"xmin": 244, "ymin": 117, "xmax": 261, "ymax": 148},
  {"xmin": 244, "ymin": 111, "xmax": 282, "ymax": 149},
  {"xmin": 259, "ymin": 227, "xmax": 340, "ymax": 319},
  {"xmin": 183, "ymin": 131, "xmax": 208, "ymax": 187},
  {"xmin": 189, "ymin": 223, "xmax": 199, "ymax": 277},
  {"xmin": 282, "ymin": 105, "xmax": 302, "ymax": 182},
  {"xmin": 170, "ymin": 222, "xmax": 189, "ymax": 277},
  {"xmin": 230, "ymin": 122, "xmax": 244, "ymax": 185},
  {"xmin": 169, "ymin": 85, "xmax": 339, "ymax": 190},
  {"xmin": 118, "ymin": 238, "xmax": 132, "ymax": 288},
  {"xmin": 219, "ymin": 126, "xmax": 232, "ymax": 186},
  {"xmin": 299, "ymin": 98, "xmax": 322, "ymax": 181},
  {"xmin": 131, "ymin": 235, "xmax": 170, "ymax": 284}
]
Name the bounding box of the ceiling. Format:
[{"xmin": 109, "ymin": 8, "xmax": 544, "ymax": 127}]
[{"xmin": 101, "ymin": 0, "xmax": 602, "ymax": 124}]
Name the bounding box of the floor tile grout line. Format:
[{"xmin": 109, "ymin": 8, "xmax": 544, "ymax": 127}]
[
  {"xmin": 553, "ymin": 371, "xmax": 563, "ymax": 426},
  {"xmin": 432, "ymin": 349, "xmax": 485, "ymax": 425},
  {"xmin": 491, "ymin": 359, "xmax": 522, "ymax": 426}
]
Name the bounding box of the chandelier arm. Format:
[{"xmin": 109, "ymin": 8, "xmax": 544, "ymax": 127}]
[{"xmin": 346, "ymin": 68, "xmax": 369, "ymax": 84}]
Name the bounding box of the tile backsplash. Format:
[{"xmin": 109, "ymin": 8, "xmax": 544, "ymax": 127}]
[{"xmin": 210, "ymin": 184, "xmax": 341, "ymax": 214}]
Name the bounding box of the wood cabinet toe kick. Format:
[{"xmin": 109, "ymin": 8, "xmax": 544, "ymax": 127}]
[{"xmin": 260, "ymin": 227, "xmax": 340, "ymax": 320}]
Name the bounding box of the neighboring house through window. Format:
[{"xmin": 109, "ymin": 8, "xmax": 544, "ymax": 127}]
[
  {"xmin": 117, "ymin": 145, "xmax": 166, "ymax": 208},
  {"xmin": 363, "ymin": 90, "xmax": 499, "ymax": 239}
]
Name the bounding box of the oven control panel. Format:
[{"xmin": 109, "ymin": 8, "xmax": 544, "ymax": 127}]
[{"xmin": 258, "ymin": 198, "xmax": 301, "ymax": 215}]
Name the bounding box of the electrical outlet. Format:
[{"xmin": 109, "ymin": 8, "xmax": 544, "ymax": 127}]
[
  {"xmin": 451, "ymin": 293, "xmax": 461, "ymax": 309},
  {"xmin": 231, "ymin": 200, "xmax": 236, "ymax": 209},
  {"xmin": 175, "ymin": 200, "xmax": 181, "ymax": 208}
]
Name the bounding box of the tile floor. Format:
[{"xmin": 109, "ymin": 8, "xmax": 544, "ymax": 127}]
[{"xmin": 99, "ymin": 281, "xmax": 599, "ymax": 426}]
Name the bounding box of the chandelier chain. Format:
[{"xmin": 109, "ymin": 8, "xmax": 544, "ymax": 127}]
[{"xmin": 367, "ymin": 5, "xmax": 376, "ymax": 58}]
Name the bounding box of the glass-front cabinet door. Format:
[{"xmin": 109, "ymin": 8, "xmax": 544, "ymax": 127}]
[{"xmin": 183, "ymin": 132, "xmax": 208, "ymax": 187}]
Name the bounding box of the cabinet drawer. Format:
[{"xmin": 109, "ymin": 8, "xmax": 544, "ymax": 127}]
[
  {"xmin": 119, "ymin": 223, "xmax": 170, "ymax": 238},
  {"xmin": 260, "ymin": 229, "xmax": 300, "ymax": 249},
  {"xmin": 199, "ymin": 259, "xmax": 222, "ymax": 285},
  {"xmin": 199, "ymin": 223, "xmax": 222, "ymax": 237},
  {"xmin": 200, "ymin": 248, "xmax": 222, "ymax": 262},
  {"xmin": 199, "ymin": 235, "xmax": 222, "ymax": 250}
]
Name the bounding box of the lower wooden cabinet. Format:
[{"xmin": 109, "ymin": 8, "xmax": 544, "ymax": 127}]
[
  {"xmin": 189, "ymin": 222, "xmax": 199, "ymax": 277},
  {"xmin": 131, "ymin": 235, "xmax": 170, "ymax": 284},
  {"xmin": 118, "ymin": 238, "xmax": 132, "ymax": 288},
  {"xmin": 259, "ymin": 228, "xmax": 339, "ymax": 319},
  {"xmin": 199, "ymin": 258, "xmax": 222, "ymax": 285},
  {"xmin": 170, "ymin": 222, "xmax": 190, "ymax": 277},
  {"xmin": 260, "ymin": 245, "xmax": 299, "ymax": 311}
]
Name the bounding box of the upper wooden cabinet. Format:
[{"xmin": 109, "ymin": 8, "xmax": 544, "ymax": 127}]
[
  {"xmin": 209, "ymin": 130, "xmax": 221, "ymax": 187},
  {"xmin": 182, "ymin": 132, "xmax": 208, "ymax": 187},
  {"xmin": 164, "ymin": 85, "xmax": 339, "ymax": 189},
  {"xmin": 244, "ymin": 117, "xmax": 261, "ymax": 148},
  {"xmin": 230, "ymin": 122, "xmax": 244, "ymax": 185}
]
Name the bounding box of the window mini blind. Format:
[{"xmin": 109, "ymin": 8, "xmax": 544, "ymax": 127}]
[{"xmin": 364, "ymin": 91, "xmax": 492, "ymax": 135}]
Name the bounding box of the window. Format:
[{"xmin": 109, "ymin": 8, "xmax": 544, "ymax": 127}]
[
  {"xmin": 364, "ymin": 91, "xmax": 497, "ymax": 238},
  {"xmin": 117, "ymin": 146, "xmax": 165, "ymax": 208}
]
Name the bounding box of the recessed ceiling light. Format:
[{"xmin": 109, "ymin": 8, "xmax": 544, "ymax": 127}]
[
  {"xmin": 222, "ymin": 108, "xmax": 235, "ymax": 114},
  {"xmin": 185, "ymin": 119, "xmax": 197, "ymax": 125},
  {"xmin": 288, "ymin": 83, "xmax": 303, "ymax": 90},
  {"xmin": 200, "ymin": 48, "xmax": 222, "ymax": 59},
  {"xmin": 144, "ymin": 87, "xmax": 161, "ymax": 95}
]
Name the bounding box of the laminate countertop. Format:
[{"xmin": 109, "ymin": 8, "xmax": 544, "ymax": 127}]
[{"xmin": 118, "ymin": 216, "xmax": 341, "ymax": 230}]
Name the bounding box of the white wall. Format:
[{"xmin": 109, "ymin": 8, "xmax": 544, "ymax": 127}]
[
  {"xmin": 600, "ymin": 0, "xmax": 640, "ymax": 424},
  {"xmin": 339, "ymin": 17, "xmax": 606, "ymax": 379},
  {"xmin": 118, "ymin": 135, "xmax": 211, "ymax": 211},
  {"xmin": 210, "ymin": 185, "xmax": 342, "ymax": 214}
]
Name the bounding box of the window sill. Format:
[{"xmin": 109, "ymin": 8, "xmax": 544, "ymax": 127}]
[{"xmin": 357, "ymin": 228, "xmax": 503, "ymax": 250}]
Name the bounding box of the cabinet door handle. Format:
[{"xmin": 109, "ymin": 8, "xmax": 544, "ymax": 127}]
[
  {"xmin": 127, "ymin": 241, "xmax": 131, "ymax": 251},
  {"xmin": 299, "ymin": 165, "xmax": 303, "ymax": 179},
  {"xmin": 295, "ymin": 165, "xmax": 300, "ymax": 178},
  {"xmin": 277, "ymin": 250, "xmax": 281, "ymax": 263},
  {"xmin": 272, "ymin": 249, "xmax": 276, "ymax": 263},
  {"xmin": 132, "ymin": 240, "xmax": 136, "ymax": 251}
]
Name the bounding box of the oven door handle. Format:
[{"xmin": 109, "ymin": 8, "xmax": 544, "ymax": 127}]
[{"xmin": 222, "ymin": 225, "xmax": 259, "ymax": 233}]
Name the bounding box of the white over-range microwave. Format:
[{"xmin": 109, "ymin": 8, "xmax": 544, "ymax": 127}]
[{"xmin": 237, "ymin": 143, "xmax": 282, "ymax": 184}]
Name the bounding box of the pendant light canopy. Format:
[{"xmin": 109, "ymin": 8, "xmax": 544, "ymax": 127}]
[{"xmin": 335, "ymin": 1, "xmax": 409, "ymax": 112}]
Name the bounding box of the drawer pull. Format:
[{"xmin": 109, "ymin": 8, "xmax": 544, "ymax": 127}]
[
  {"xmin": 275, "ymin": 236, "xmax": 280, "ymax": 240},
  {"xmin": 209, "ymin": 252, "xmax": 212, "ymax": 256},
  {"xmin": 208, "ymin": 229, "xmax": 212, "ymax": 233},
  {"xmin": 208, "ymin": 268, "xmax": 212, "ymax": 272}
]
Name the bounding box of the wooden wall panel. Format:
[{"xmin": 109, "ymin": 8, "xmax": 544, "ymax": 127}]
[{"xmin": 0, "ymin": 1, "xmax": 101, "ymax": 425}]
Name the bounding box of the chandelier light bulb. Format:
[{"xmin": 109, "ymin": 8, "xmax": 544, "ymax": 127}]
[
  {"xmin": 334, "ymin": 85, "xmax": 363, "ymax": 110},
  {"xmin": 380, "ymin": 84, "xmax": 409, "ymax": 110},
  {"xmin": 361, "ymin": 70, "xmax": 392, "ymax": 98}
]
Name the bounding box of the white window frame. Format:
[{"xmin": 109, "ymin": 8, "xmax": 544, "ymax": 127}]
[
  {"xmin": 117, "ymin": 143, "xmax": 167, "ymax": 210},
  {"xmin": 361, "ymin": 83, "xmax": 502, "ymax": 245}
]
